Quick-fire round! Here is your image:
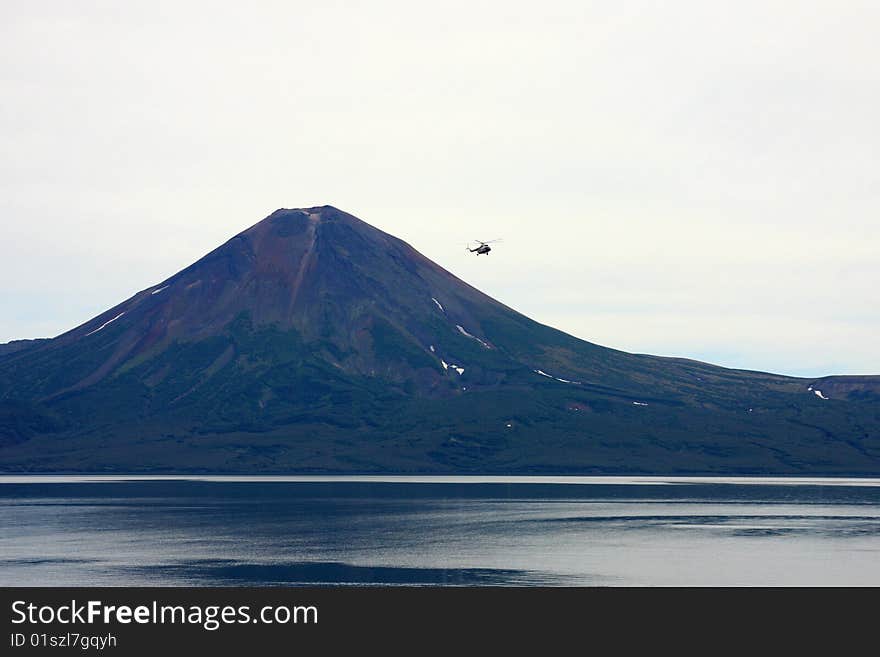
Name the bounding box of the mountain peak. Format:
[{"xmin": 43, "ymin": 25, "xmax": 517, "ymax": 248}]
[
  {"xmin": 263, "ymin": 205, "xmax": 358, "ymax": 224},
  {"xmin": 39, "ymin": 205, "xmax": 502, "ymax": 393},
  {"xmin": 246, "ymin": 205, "xmax": 381, "ymax": 246},
  {"xmin": 267, "ymin": 204, "xmax": 338, "ymax": 217}
]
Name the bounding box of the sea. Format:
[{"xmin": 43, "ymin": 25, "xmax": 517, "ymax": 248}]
[{"xmin": 2, "ymin": 475, "xmax": 879, "ymax": 586}]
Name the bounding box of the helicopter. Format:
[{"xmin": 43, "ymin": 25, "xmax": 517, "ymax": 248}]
[{"xmin": 467, "ymin": 239, "xmax": 502, "ymax": 255}]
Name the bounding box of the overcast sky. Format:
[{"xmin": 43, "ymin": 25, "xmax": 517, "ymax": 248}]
[{"xmin": 2, "ymin": 1, "xmax": 878, "ymax": 377}]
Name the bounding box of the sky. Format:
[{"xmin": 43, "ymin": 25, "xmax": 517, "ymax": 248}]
[{"xmin": 1, "ymin": 0, "xmax": 878, "ymax": 377}]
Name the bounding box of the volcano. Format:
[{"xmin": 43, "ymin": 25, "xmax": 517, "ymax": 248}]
[{"xmin": 1, "ymin": 206, "xmax": 878, "ymax": 474}]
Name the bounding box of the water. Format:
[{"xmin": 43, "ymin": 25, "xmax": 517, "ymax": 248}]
[{"xmin": 2, "ymin": 475, "xmax": 879, "ymax": 586}]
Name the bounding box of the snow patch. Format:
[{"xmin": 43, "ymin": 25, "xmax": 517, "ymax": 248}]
[
  {"xmin": 632, "ymin": 401, "xmax": 648, "ymax": 406},
  {"xmin": 151, "ymin": 285, "xmax": 169, "ymax": 295},
  {"xmin": 456, "ymin": 325, "xmax": 491, "ymax": 349},
  {"xmin": 440, "ymin": 358, "xmax": 464, "ymax": 375},
  {"xmin": 85, "ymin": 312, "xmax": 125, "ymax": 336},
  {"xmin": 431, "ymin": 298, "xmax": 445, "ymax": 313},
  {"xmin": 533, "ymin": 369, "xmax": 580, "ymax": 385},
  {"xmin": 808, "ymin": 385, "xmax": 829, "ymax": 399}
]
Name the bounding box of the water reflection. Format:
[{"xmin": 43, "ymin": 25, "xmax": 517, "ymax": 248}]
[{"xmin": 1, "ymin": 477, "xmax": 879, "ymax": 586}]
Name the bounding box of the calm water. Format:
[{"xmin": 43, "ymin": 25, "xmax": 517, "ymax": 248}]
[{"xmin": 2, "ymin": 475, "xmax": 879, "ymax": 586}]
